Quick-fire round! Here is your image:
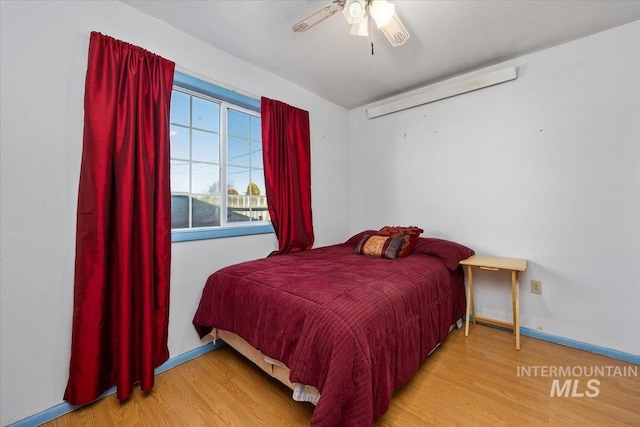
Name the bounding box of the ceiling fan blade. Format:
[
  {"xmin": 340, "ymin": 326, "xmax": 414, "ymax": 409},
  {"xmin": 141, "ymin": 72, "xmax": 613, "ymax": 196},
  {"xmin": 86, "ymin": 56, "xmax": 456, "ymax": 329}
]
[
  {"xmin": 291, "ymin": 1, "xmax": 345, "ymax": 33},
  {"xmin": 380, "ymin": 14, "xmax": 410, "ymax": 46}
]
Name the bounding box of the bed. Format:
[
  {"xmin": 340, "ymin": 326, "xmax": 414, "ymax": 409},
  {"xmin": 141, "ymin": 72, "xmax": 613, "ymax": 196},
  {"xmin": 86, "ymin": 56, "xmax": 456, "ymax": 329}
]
[{"xmin": 193, "ymin": 230, "xmax": 474, "ymax": 426}]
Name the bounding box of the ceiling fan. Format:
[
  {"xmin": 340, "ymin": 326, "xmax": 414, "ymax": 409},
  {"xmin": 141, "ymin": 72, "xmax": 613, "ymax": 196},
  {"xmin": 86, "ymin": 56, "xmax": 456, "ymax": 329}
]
[{"xmin": 292, "ymin": 0, "xmax": 410, "ymax": 50}]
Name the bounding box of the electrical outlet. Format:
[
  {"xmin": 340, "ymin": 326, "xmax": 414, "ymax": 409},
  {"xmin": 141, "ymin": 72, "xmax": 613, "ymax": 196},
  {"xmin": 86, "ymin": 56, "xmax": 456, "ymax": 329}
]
[{"xmin": 531, "ymin": 280, "xmax": 542, "ymax": 295}]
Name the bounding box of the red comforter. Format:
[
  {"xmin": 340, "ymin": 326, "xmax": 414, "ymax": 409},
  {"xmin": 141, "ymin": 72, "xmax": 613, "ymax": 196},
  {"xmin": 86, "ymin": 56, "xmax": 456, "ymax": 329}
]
[{"xmin": 193, "ymin": 234, "xmax": 473, "ymax": 426}]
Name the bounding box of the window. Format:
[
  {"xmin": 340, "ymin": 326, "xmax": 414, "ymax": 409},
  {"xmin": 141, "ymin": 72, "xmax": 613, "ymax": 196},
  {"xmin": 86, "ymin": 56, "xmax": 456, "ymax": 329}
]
[{"xmin": 170, "ymin": 72, "xmax": 273, "ymax": 242}]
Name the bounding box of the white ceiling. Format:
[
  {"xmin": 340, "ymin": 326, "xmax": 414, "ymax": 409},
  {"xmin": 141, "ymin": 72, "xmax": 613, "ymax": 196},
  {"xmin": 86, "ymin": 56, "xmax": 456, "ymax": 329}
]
[{"xmin": 120, "ymin": 0, "xmax": 640, "ymax": 109}]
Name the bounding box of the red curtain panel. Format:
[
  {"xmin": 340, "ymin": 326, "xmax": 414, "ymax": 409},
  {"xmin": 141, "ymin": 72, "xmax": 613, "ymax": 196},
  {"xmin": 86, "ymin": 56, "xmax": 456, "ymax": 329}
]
[
  {"xmin": 64, "ymin": 32, "xmax": 174, "ymax": 405},
  {"xmin": 261, "ymin": 98, "xmax": 314, "ymax": 254}
]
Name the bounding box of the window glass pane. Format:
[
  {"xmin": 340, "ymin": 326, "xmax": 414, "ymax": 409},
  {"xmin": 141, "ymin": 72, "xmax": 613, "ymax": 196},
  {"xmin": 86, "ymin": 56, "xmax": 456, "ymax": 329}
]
[
  {"xmin": 170, "ymin": 90, "xmax": 190, "ymax": 126},
  {"xmin": 191, "ymin": 163, "xmax": 220, "ymax": 194},
  {"xmin": 250, "ymin": 116, "xmax": 261, "ymax": 140},
  {"xmin": 192, "ymin": 194, "xmax": 220, "ymax": 227},
  {"xmin": 171, "ymin": 195, "xmax": 189, "ymax": 229},
  {"xmin": 228, "ymin": 136, "xmax": 250, "ymax": 167},
  {"xmin": 170, "ymin": 160, "xmax": 190, "ymax": 193},
  {"xmin": 228, "ymin": 109, "xmax": 250, "ymax": 138},
  {"xmin": 251, "ymin": 141, "xmax": 263, "ymax": 169},
  {"xmin": 228, "ymin": 166, "xmax": 251, "ymax": 196},
  {"xmin": 227, "ymin": 193, "xmax": 251, "ymax": 223},
  {"xmin": 192, "ymin": 97, "xmax": 219, "ymax": 132},
  {"xmin": 192, "ymin": 130, "xmax": 219, "ymax": 163},
  {"xmin": 170, "ymin": 125, "xmax": 189, "ymax": 160},
  {"xmin": 250, "ymin": 171, "xmax": 266, "ymax": 197},
  {"xmin": 251, "ymin": 196, "xmax": 270, "ymax": 222}
]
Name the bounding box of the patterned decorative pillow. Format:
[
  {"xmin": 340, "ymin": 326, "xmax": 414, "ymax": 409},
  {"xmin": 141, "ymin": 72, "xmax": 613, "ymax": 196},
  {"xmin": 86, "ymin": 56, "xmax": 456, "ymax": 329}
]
[
  {"xmin": 354, "ymin": 234, "xmax": 404, "ymax": 259},
  {"xmin": 376, "ymin": 226, "xmax": 424, "ymax": 257}
]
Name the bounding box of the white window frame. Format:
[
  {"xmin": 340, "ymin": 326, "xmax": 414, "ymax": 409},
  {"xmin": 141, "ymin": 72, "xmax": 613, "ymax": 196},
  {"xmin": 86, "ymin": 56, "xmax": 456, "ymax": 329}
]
[{"xmin": 170, "ymin": 72, "xmax": 273, "ymax": 242}]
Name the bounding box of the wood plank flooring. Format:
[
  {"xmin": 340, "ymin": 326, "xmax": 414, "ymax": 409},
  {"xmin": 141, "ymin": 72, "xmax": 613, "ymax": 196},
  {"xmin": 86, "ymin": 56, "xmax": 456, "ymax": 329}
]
[{"xmin": 45, "ymin": 325, "xmax": 639, "ymax": 426}]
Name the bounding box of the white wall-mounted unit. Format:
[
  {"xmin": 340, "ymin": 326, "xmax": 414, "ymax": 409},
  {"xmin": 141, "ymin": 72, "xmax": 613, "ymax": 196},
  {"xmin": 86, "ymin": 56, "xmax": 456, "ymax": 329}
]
[{"xmin": 366, "ymin": 66, "xmax": 517, "ymax": 118}]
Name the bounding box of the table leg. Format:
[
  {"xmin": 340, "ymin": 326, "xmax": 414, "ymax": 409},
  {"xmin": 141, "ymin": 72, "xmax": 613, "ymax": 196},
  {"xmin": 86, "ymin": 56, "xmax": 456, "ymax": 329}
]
[
  {"xmin": 465, "ymin": 265, "xmax": 473, "ymax": 336},
  {"xmin": 511, "ymin": 273, "xmax": 517, "ymax": 335},
  {"xmin": 471, "ymin": 268, "xmax": 476, "ymax": 325},
  {"xmin": 512, "ymin": 270, "xmax": 520, "ymax": 350}
]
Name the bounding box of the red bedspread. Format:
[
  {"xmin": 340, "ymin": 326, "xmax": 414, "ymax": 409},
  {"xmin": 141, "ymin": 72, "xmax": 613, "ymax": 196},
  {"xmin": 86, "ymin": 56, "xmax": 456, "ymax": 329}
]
[{"xmin": 193, "ymin": 236, "xmax": 472, "ymax": 426}]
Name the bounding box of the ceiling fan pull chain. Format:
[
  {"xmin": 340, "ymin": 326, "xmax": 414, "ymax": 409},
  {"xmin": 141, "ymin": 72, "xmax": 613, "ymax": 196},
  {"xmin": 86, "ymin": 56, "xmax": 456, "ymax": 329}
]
[{"xmin": 370, "ymin": 12, "xmax": 375, "ymax": 55}]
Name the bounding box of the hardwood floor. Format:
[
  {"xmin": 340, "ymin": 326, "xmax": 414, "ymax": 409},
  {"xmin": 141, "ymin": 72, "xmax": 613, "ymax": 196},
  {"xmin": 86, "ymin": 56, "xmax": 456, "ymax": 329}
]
[{"xmin": 45, "ymin": 325, "xmax": 639, "ymax": 426}]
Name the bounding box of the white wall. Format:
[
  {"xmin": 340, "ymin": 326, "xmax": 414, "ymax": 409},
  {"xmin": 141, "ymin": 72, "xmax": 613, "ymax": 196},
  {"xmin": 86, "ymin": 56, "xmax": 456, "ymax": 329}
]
[
  {"xmin": 0, "ymin": 1, "xmax": 349, "ymax": 425},
  {"xmin": 349, "ymin": 21, "xmax": 640, "ymax": 356}
]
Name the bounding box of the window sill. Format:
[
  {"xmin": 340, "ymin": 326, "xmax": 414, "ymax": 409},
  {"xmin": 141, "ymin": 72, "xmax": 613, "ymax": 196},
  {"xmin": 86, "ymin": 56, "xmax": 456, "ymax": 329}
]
[{"xmin": 171, "ymin": 224, "xmax": 274, "ymax": 243}]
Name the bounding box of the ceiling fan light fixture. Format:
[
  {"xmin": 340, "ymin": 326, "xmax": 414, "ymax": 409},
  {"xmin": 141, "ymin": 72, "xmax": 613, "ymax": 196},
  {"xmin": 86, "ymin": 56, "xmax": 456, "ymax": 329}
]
[
  {"xmin": 349, "ymin": 18, "xmax": 369, "ymax": 37},
  {"xmin": 370, "ymin": 0, "xmax": 395, "ymax": 28},
  {"xmin": 380, "ymin": 13, "xmax": 410, "ymax": 46},
  {"xmin": 343, "ymin": 0, "xmax": 367, "ymax": 24}
]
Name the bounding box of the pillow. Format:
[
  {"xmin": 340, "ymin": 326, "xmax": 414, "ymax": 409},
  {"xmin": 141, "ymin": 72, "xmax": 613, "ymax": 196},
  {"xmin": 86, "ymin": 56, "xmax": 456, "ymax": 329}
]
[
  {"xmin": 344, "ymin": 230, "xmax": 379, "ymax": 246},
  {"xmin": 354, "ymin": 234, "xmax": 404, "ymax": 259},
  {"xmin": 412, "ymin": 238, "xmax": 475, "ymax": 270},
  {"xmin": 376, "ymin": 226, "xmax": 424, "ymax": 257}
]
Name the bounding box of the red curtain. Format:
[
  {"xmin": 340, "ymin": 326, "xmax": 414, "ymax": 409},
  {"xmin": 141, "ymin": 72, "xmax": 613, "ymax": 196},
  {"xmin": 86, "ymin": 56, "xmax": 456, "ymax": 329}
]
[
  {"xmin": 64, "ymin": 32, "xmax": 175, "ymax": 405},
  {"xmin": 261, "ymin": 98, "xmax": 314, "ymax": 254}
]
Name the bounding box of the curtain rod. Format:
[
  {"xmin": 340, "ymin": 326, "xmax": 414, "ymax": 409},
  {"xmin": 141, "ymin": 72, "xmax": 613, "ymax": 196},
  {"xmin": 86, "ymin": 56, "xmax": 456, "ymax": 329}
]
[
  {"xmin": 174, "ymin": 65, "xmax": 261, "ymax": 101},
  {"xmin": 82, "ymin": 32, "xmax": 261, "ymax": 101}
]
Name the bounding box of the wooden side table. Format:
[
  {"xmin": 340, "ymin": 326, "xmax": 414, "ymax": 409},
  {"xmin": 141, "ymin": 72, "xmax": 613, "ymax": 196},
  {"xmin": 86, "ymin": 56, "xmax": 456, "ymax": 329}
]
[{"xmin": 460, "ymin": 254, "xmax": 528, "ymax": 350}]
